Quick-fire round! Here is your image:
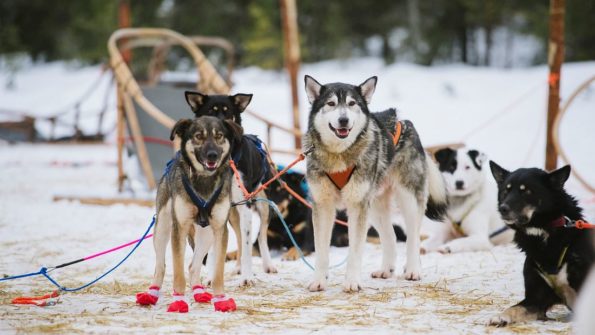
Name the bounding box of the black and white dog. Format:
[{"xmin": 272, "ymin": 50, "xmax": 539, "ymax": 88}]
[
  {"xmin": 421, "ymin": 148, "xmax": 513, "ymax": 253},
  {"xmin": 303, "ymin": 75, "xmax": 447, "ymax": 292},
  {"xmin": 185, "ymin": 91, "xmax": 276, "ymax": 286},
  {"xmin": 488, "ymin": 162, "xmax": 594, "ymax": 326}
]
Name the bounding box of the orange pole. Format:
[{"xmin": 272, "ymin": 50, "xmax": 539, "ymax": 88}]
[{"xmin": 545, "ymin": 0, "xmax": 564, "ymax": 171}]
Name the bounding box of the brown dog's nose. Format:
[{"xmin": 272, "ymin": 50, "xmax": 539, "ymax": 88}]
[
  {"xmin": 207, "ymin": 151, "xmax": 218, "ymax": 161},
  {"xmin": 499, "ymin": 204, "xmax": 510, "ymax": 216}
]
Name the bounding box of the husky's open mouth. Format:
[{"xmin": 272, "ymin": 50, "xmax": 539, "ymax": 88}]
[
  {"xmin": 329, "ymin": 123, "xmax": 351, "ymax": 139},
  {"xmin": 203, "ymin": 160, "xmax": 219, "ymax": 171}
]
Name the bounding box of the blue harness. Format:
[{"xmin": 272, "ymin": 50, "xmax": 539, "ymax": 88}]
[
  {"xmin": 232, "ymin": 134, "xmax": 270, "ymax": 192},
  {"xmin": 165, "ymin": 152, "xmax": 224, "ymax": 228}
]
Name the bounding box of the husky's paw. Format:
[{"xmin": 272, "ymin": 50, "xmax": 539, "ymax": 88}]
[
  {"xmin": 263, "ymin": 264, "xmax": 278, "ymax": 274},
  {"xmin": 342, "ymin": 280, "xmax": 362, "ymax": 293},
  {"xmin": 281, "ymin": 247, "xmax": 301, "ymax": 261},
  {"xmin": 437, "ymin": 246, "xmax": 452, "ymax": 254},
  {"xmin": 308, "ymin": 279, "xmax": 327, "ymax": 292},
  {"xmin": 488, "ymin": 314, "xmax": 511, "ymax": 327},
  {"xmin": 239, "ymin": 277, "xmax": 255, "ymax": 287},
  {"xmin": 226, "ymin": 250, "xmax": 239, "ymax": 261},
  {"xmin": 403, "ymin": 270, "xmax": 421, "ymax": 281},
  {"xmin": 371, "ymin": 268, "xmax": 394, "ymax": 279},
  {"xmin": 419, "ymin": 247, "xmax": 427, "ymax": 255}
]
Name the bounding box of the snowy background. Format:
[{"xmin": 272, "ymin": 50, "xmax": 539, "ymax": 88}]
[{"xmin": 1, "ymin": 59, "xmax": 594, "ymax": 334}]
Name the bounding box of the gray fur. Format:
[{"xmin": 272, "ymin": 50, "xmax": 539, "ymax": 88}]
[{"xmin": 303, "ymin": 76, "xmax": 448, "ymax": 292}]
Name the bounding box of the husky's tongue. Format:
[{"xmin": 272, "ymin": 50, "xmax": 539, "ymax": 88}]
[{"xmin": 336, "ymin": 128, "xmax": 350, "ymax": 138}]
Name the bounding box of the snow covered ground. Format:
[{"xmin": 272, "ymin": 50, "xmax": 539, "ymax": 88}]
[{"xmin": 1, "ymin": 59, "xmax": 594, "ymax": 334}]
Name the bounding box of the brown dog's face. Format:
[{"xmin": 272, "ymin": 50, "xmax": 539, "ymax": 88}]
[{"xmin": 171, "ymin": 116, "xmax": 243, "ymax": 175}]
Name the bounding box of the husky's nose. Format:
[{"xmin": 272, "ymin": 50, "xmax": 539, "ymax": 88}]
[
  {"xmin": 455, "ymin": 180, "xmax": 464, "ymax": 190},
  {"xmin": 499, "ymin": 204, "xmax": 511, "ymax": 216},
  {"xmin": 338, "ymin": 116, "xmax": 349, "ymax": 128},
  {"xmin": 207, "ymin": 151, "xmax": 218, "ymax": 161}
]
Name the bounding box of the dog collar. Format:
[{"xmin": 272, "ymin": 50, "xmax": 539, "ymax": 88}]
[
  {"xmin": 550, "ymin": 216, "xmax": 595, "ymax": 229},
  {"xmin": 390, "ymin": 121, "xmax": 403, "ymax": 146}
]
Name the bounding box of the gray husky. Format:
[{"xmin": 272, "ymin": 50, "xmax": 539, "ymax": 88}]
[
  {"xmin": 303, "ymin": 75, "xmax": 447, "ymax": 292},
  {"xmin": 136, "ymin": 116, "xmax": 243, "ymax": 312}
]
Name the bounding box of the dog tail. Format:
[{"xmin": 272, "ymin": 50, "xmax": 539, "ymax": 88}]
[{"xmin": 425, "ymin": 153, "xmax": 448, "ymax": 220}]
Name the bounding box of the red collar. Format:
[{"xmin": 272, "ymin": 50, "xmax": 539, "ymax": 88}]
[
  {"xmin": 550, "ymin": 216, "xmax": 568, "ymax": 228},
  {"xmin": 550, "ymin": 216, "xmax": 595, "ymax": 229}
]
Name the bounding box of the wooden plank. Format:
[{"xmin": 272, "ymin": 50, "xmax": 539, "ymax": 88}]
[{"xmin": 53, "ymin": 195, "xmax": 154, "ymax": 208}]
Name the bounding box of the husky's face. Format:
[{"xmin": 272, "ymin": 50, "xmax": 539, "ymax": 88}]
[
  {"xmin": 304, "ymin": 75, "xmax": 377, "ymax": 152},
  {"xmin": 490, "ymin": 161, "xmax": 571, "ymax": 229},
  {"xmin": 434, "ymin": 148, "xmax": 486, "ymax": 196},
  {"xmin": 185, "ymin": 91, "xmax": 253, "ymax": 126},
  {"xmin": 170, "ymin": 116, "xmax": 243, "ymax": 175}
]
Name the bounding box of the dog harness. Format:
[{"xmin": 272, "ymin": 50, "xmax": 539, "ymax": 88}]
[
  {"xmin": 534, "ymin": 244, "xmax": 570, "ymax": 301},
  {"xmin": 325, "ymin": 121, "xmax": 403, "ymax": 191},
  {"xmin": 232, "ymin": 134, "xmax": 270, "ymax": 193},
  {"xmin": 165, "ymin": 152, "xmax": 224, "ymax": 228}
]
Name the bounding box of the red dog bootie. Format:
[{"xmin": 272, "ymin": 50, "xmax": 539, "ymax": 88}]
[
  {"xmin": 136, "ymin": 285, "xmax": 160, "ymax": 305},
  {"xmin": 167, "ymin": 292, "xmax": 189, "ymax": 313},
  {"xmin": 193, "ymin": 285, "xmax": 212, "ymax": 303},
  {"xmin": 212, "ymin": 295, "xmax": 236, "ymax": 312}
]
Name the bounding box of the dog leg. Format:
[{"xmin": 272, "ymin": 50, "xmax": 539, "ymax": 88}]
[
  {"xmin": 211, "ymin": 223, "xmax": 236, "ymax": 312},
  {"xmin": 228, "ymin": 207, "xmax": 242, "ymax": 274},
  {"xmin": 136, "ymin": 207, "xmax": 172, "ymax": 306},
  {"xmin": 238, "ymin": 205, "xmax": 255, "ymax": 287},
  {"xmin": 344, "ymin": 203, "xmax": 369, "ymax": 292},
  {"xmin": 488, "ymin": 302, "xmax": 544, "ymax": 327},
  {"xmin": 420, "ymin": 220, "xmax": 450, "ymax": 254},
  {"xmin": 395, "ymin": 187, "xmax": 423, "ymax": 281},
  {"xmin": 438, "ymin": 211, "xmax": 492, "ymax": 253},
  {"xmin": 370, "ymin": 196, "xmax": 396, "ymax": 279},
  {"xmin": 255, "ymin": 192, "xmax": 277, "ymax": 274},
  {"xmin": 189, "ymin": 225, "xmax": 214, "ymax": 303},
  {"xmin": 308, "ymin": 202, "xmax": 335, "ymax": 292},
  {"xmin": 168, "ymin": 220, "xmax": 189, "ymax": 313}
]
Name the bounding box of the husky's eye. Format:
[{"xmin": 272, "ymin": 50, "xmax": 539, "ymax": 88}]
[
  {"xmin": 348, "ymin": 101, "xmax": 356, "ymax": 106},
  {"xmin": 195, "ymin": 133, "xmax": 205, "ymax": 141},
  {"xmin": 327, "ymin": 101, "xmax": 336, "ymax": 107},
  {"xmin": 215, "ymin": 133, "xmax": 223, "ymax": 140},
  {"xmin": 465, "ymin": 166, "xmax": 470, "ymax": 170}
]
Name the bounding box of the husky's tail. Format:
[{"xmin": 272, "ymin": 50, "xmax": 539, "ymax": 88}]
[{"xmin": 424, "ymin": 153, "xmax": 448, "ymax": 220}]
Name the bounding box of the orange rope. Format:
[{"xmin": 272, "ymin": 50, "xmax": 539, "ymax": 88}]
[
  {"xmin": 575, "ymin": 220, "xmax": 595, "ymax": 229},
  {"xmin": 12, "ymin": 291, "xmax": 59, "ymax": 306}
]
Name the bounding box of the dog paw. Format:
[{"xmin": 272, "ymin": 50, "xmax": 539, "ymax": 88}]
[
  {"xmin": 437, "ymin": 246, "xmax": 451, "ymax": 254},
  {"xmin": 226, "ymin": 250, "xmax": 239, "ymax": 261},
  {"xmin": 419, "ymin": 247, "xmax": 427, "ymax": 255},
  {"xmin": 239, "ymin": 277, "xmax": 255, "ymax": 287},
  {"xmin": 281, "ymin": 247, "xmax": 300, "ymax": 261},
  {"xmin": 371, "ymin": 269, "xmax": 394, "ymax": 279},
  {"xmin": 263, "ymin": 264, "xmax": 278, "ymax": 274},
  {"xmin": 213, "ymin": 295, "xmax": 236, "ymax": 312},
  {"xmin": 167, "ymin": 300, "xmax": 189, "ymax": 313},
  {"xmin": 342, "ymin": 280, "xmax": 362, "ymax": 293},
  {"xmin": 307, "ymin": 279, "xmax": 327, "ymax": 292},
  {"xmin": 403, "ymin": 270, "xmax": 421, "ymax": 281},
  {"xmin": 488, "ymin": 314, "xmax": 511, "ymax": 327}
]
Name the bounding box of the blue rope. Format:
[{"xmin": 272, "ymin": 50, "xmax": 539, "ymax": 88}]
[
  {"xmin": 0, "ymin": 216, "xmax": 155, "ymax": 293},
  {"xmin": 251, "ymin": 198, "xmax": 347, "ymax": 271}
]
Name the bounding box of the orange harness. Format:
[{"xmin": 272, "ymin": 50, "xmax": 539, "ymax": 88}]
[{"xmin": 326, "ymin": 121, "xmax": 403, "ymax": 190}]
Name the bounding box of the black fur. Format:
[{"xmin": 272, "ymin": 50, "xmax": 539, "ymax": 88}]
[
  {"xmin": 467, "ymin": 150, "xmax": 482, "ymax": 170},
  {"xmin": 490, "ymin": 161, "xmax": 594, "ymax": 322},
  {"xmin": 184, "ymin": 91, "xmax": 266, "ymax": 193},
  {"xmin": 434, "ymin": 147, "xmax": 457, "ymax": 174}
]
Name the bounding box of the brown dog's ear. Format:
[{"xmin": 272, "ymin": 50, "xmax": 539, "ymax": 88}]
[
  {"xmin": 185, "ymin": 91, "xmax": 207, "ymax": 113},
  {"xmin": 170, "ymin": 119, "xmax": 193, "ymax": 141},
  {"xmin": 548, "ymin": 165, "xmax": 571, "ymax": 190},
  {"xmin": 232, "ymin": 93, "xmax": 253, "ymax": 112},
  {"xmin": 489, "ymin": 160, "xmax": 510, "ymax": 185}
]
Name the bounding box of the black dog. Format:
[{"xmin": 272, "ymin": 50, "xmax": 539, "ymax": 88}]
[{"xmin": 488, "ymin": 162, "xmax": 594, "ymax": 327}]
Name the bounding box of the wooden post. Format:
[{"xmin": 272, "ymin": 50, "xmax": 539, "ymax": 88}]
[
  {"xmin": 280, "ymin": 0, "xmax": 302, "ymax": 149},
  {"xmin": 118, "ymin": 0, "xmax": 132, "ymax": 62},
  {"xmin": 545, "ymin": 0, "xmax": 565, "ymax": 171},
  {"xmin": 116, "ymin": 0, "xmax": 131, "ymax": 192}
]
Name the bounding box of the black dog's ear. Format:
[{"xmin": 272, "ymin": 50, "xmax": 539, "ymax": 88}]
[
  {"xmin": 467, "ymin": 149, "xmax": 486, "ymax": 170},
  {"xmin": 358, "ymin": 76, "xmax": 377, "ymax": 104},
  {"xmin": 170, "ymin": 119, "xmax": 193, "ymax": 141},
  {"xmin": 548, "ymin": 165, "xmax": 571, "ymax": 190},
  {"xmin": 185, "ymin": 91, "xmax": 207, "ymax": 113},
  {"xmin": 304, "ymin": 75, "xmax": 322, "ymax": 104},
  {"xmin": 232, "ymin": 93, "xmax": 253, "ymax": 112},
  {"xmin": 489, "ymin": 160, "xmax": 510, "ymax": 185},
  {"xmin": 434, "ymin": 147, "xmax": 455, "ymax": 164},
  {"xmin": 223, "ymin": 119, "xmax": 244, "ymax": 148}
]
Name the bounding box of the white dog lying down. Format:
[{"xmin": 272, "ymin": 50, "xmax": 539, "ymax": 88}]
[{"xmin": 421, "ymin": 148, "xmax": 513, "ymax": 253}]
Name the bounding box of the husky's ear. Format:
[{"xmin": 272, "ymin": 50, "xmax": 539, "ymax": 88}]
[
  {"xmin": 489, "ymin": 160, "xmax": 510, "ymax": 185},
  {"xmin": 223, "ymin": 119, "xmax": 244, "ymax": 151},
  {"xmin": 467, "ymin": 150, "xmax": 486, "ymax": 170},
  {"xmin": 304, "ymin": 75, "xmax": 322, "ymax": 104},
  {"xmin": 232, "ymin": 93, "xmax": 253, "ymax": 112},
  {"xmin": 358, "ymin": 76, "xmax": 377, "ymax": 104},
  {"xmin": 548, "ymin": 165, "xmax": 571, "ymax": 190},
  {"xmin": 170, "ymin": 119, "xmax": 193, "ymax": 141},
  {"xmin": 185, "ymin": 91, "xmax": 207, "ymax": 113},
  {"xmin": 434, "ymin": 147, "xmax": 455, "ymax": 165}
]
